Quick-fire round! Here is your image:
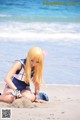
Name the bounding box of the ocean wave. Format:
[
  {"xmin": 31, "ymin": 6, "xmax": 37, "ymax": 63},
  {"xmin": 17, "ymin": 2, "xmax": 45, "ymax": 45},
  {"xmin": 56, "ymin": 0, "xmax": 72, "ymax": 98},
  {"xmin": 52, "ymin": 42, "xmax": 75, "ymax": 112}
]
[
  {"xmin": 0, "ymin": 22, "xmax": 80, "ymax": 42},
  {"xmin": 0, "ymin": 14, "xmax": 12, "ymax": 17}
]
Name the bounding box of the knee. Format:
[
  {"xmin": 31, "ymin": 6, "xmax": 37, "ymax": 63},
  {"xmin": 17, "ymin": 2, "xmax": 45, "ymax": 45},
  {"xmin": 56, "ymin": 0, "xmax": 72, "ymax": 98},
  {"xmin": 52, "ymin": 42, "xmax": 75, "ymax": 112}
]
[
  {"xmin": 4, "ymin": 95, "xmax": 15, "ymax": 103},
  {"xmin": 7, "ymin": 95, "xmax": 15, "ymax": 103}
]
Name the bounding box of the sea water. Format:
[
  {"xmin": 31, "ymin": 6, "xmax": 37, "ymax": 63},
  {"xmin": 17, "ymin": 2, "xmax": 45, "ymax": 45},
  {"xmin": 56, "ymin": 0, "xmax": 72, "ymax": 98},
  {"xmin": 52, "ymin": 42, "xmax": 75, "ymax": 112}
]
[{"xmin": 0, "ymin": 0, "xmax": 80, "ymax": 85}]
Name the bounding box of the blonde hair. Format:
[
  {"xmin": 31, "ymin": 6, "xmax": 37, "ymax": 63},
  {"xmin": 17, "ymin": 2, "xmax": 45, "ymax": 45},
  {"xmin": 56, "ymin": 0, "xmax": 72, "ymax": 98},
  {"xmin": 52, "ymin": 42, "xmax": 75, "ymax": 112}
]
[{"xmin": 24, "ymin": 46, "xmax": 44, "ymax": 84}]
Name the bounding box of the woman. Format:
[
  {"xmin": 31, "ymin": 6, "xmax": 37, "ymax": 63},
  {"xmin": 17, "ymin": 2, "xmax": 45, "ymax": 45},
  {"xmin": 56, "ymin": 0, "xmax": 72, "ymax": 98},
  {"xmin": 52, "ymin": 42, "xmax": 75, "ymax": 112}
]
[{"xmin": 0, "ymin": 46, "xmax": 47, "ymax": 103}]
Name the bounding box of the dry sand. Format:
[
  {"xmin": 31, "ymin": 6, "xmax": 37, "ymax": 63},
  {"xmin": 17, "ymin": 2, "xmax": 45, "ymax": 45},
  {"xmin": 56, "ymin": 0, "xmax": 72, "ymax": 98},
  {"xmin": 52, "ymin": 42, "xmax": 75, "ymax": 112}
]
[{"xmin": 0, "ymin": 83, "xmax": 80, "ymax": 120}]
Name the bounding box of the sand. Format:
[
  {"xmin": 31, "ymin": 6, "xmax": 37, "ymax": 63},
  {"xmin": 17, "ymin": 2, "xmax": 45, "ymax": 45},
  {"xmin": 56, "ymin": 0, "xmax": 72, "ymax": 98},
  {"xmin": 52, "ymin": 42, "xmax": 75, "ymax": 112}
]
[{"xmin": 0, "ymin": 83, "xmax": 80, "ymax": 120}]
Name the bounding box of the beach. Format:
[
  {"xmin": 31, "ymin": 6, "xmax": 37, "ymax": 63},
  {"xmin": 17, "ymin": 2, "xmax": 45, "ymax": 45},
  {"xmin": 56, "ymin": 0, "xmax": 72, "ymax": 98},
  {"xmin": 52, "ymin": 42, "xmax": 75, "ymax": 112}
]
[
  {"xmin": 0, "ymin": 83, "xmax": 80, "ymax": 120},
  {"xmin": 0, "ymin": 0, "xmax": 80, "ymax": 119},
  {"xmin": 0, "ymin": 29, "xmax": 80, "ymax": 120}
]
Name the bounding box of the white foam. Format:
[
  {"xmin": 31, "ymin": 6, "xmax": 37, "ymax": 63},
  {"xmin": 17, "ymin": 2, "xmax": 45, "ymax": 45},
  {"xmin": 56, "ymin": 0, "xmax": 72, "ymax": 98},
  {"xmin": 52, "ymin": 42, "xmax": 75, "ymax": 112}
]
[
  {"xmin": 0, "ymin": 22, "xmax": 80, "ymax": 41},
  {"xmin": 0, "ymin": 14, "xmax": 11, "ymax": 17}
]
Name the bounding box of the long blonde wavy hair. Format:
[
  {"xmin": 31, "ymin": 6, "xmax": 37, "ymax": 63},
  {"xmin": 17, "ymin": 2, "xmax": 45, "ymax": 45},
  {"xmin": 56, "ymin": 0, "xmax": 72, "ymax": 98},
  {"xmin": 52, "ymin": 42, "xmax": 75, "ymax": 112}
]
[{"xmin": 24, "ymin": 46, "xmax": 44, "ymax": 84}]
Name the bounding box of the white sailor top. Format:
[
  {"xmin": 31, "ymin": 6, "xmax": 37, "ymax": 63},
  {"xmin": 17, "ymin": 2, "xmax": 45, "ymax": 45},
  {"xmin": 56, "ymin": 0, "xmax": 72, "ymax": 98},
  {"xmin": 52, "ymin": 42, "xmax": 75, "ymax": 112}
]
[{"xmin": 13, "ymin": 59, "xmax": 34, "ymax": 82}]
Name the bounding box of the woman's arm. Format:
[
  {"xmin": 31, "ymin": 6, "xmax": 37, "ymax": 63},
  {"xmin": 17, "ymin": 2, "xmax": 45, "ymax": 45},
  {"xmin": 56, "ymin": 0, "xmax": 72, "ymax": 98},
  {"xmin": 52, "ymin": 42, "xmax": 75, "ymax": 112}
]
[
  {"xmin": 4, "ymin": 61, "xmax": 22, "ymax": 90},
  {"xmin": 34, "ymin": 82, "xmax": 40, "ymax": 100}
]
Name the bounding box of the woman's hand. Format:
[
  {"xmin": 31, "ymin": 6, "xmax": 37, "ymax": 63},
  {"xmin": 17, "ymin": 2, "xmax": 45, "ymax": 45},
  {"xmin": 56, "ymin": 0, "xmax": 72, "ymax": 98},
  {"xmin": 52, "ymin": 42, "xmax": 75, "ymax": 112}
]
[
  {"xmin": 34, "ymin": 93, "xmax": 45, "ymax": 103},
  {"xmin": 12, "ymin": 89, "xmax": 22, "ymax": 99},
  {"xmin": 34, "ymin": 98, "xmax": 45, "ymax": 103},
  {"xmin": 16, "ymin": 93, "xmax": 22, "ymax": 98}
]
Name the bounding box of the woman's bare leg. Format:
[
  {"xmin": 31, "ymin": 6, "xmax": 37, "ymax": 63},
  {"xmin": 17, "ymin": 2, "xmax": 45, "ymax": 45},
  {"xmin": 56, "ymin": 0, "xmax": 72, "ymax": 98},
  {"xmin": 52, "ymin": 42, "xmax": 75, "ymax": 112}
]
[
  {"xmin": 21, "ymin": 90, "xmax": 46, "ymax": 103},
  {"xmin": 0, "ymin": 88, "xmax": 16, "ymax": 103},
  {"xmin": 21, "ymin": 90, "xmax": 35, "ymax": 102}
]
